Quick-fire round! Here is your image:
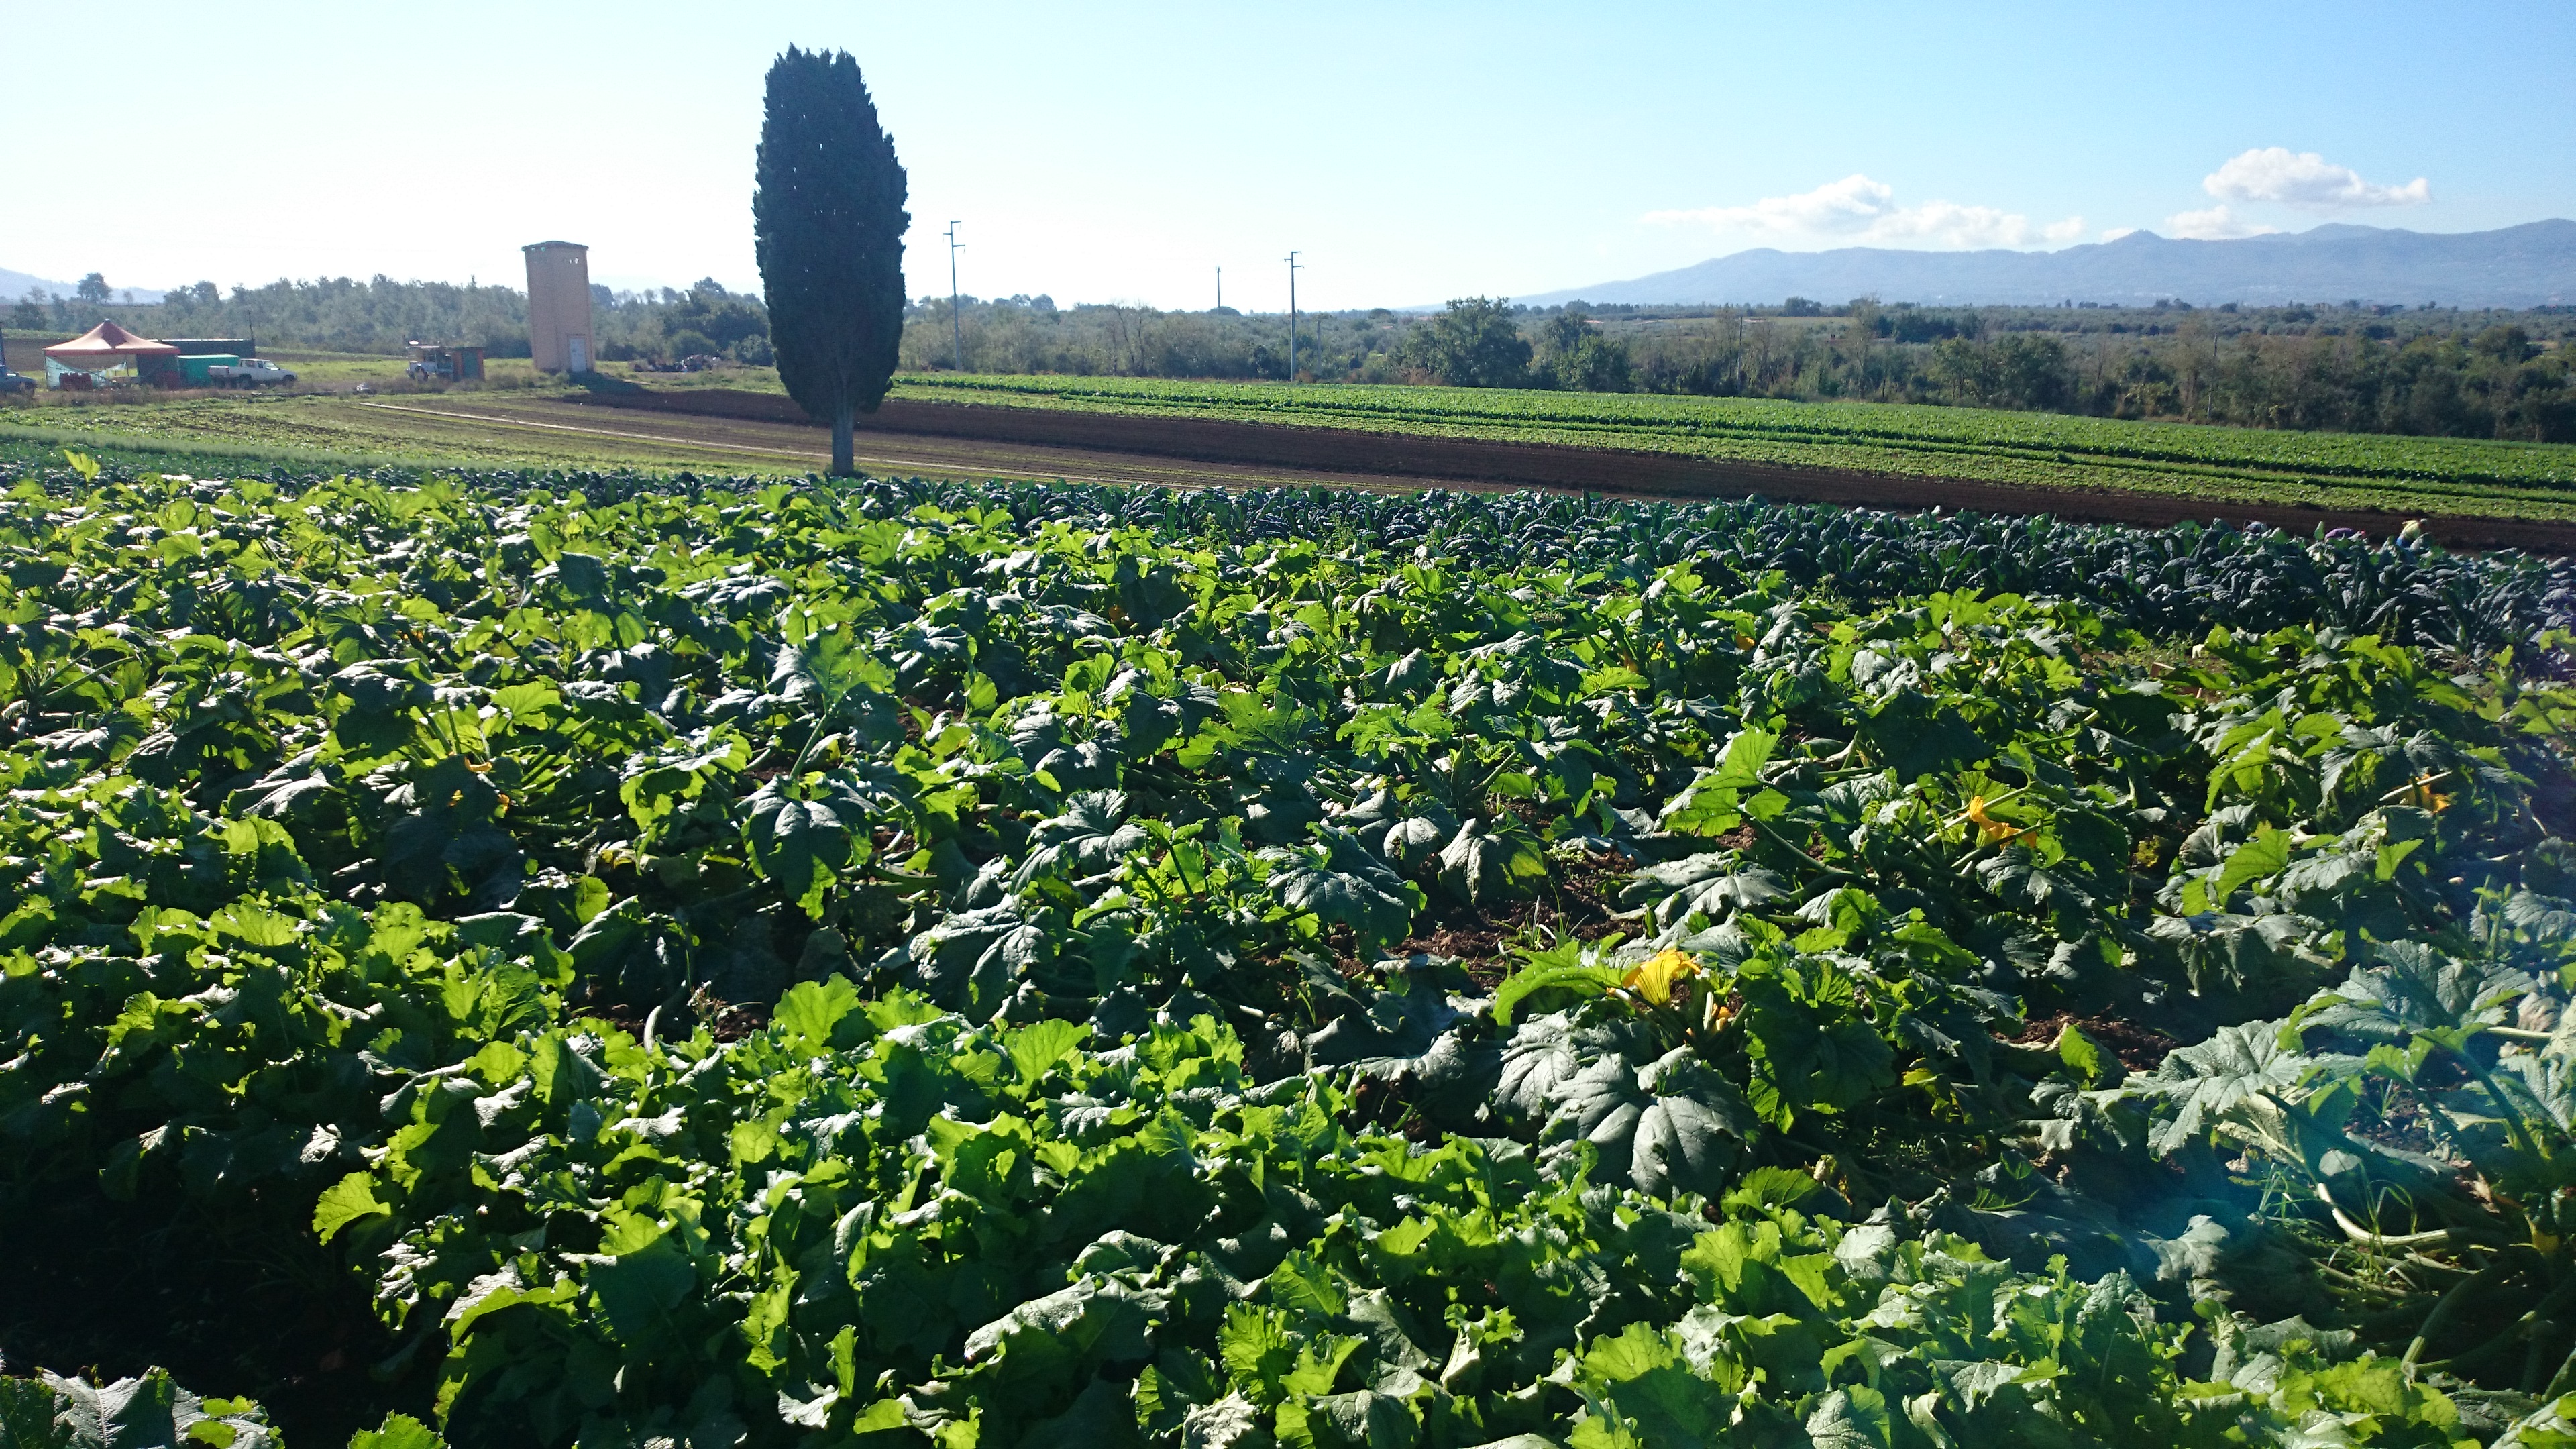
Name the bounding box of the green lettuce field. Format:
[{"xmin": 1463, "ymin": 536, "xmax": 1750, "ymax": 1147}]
[{"xmin": 5, "ymin": 447, "xmax": 2576, "ymax": 1448}]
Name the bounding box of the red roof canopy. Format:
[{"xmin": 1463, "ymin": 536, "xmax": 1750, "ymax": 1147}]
[{"xmin": 45, "ymin": 321, "xmax": 180, "ymax": 359}]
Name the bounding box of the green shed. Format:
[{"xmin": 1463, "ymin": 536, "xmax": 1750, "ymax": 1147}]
[{"xmin": 176, "ymin": 355, "xmax": 241, "ymax": 386}]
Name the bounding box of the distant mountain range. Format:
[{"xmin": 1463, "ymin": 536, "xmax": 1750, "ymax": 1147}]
[
  {"xmin": 0, "ymin": 266, "xmax": 73, "ymax": 303},
  {"xmin": 1519, "ymin": 221, "xmax": 2576, "ymax": 310},
  {"xmin": 1, "ymin": 266, "xmax": 167, "ymax": 307}
]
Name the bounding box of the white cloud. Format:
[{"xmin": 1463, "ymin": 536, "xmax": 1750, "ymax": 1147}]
[
  {"xmin": 2165, "ymin": 205, "xmax": 2281, "ymax": 241},
  {"xmin": 1647, "ymin": 173, "xmax": 1894, "ymax": 237},
  {"xmin": 1865, "ymin": 199, "xmax": 2053, "ymax": 249},
  {"xmin": 1645, "ymin": 173, "xmax": 2084, "ymax": 250},
  {"xmin": 2202, "ymin": 147, "xmax": 2430, "ymax": 210}
]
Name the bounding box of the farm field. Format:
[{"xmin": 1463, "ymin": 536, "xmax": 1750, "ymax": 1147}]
[
  {"xmin": 0, "ymin": 397, "xmax": 1483, "ymax": 496},
  {"xmin": 5, "ymin": 441, "xmax": 2576, "ymax": 1446},
  {"xmin": 11, "ymin": 365, "xmax": 2576, "ymax": 528},
  {"xmin": 0, "ymin": 391, "xmax": 825, "ymax": 476},
  {"xmin": 893, "ymin": 373, "xmax": 2576, "ymax": 521}
]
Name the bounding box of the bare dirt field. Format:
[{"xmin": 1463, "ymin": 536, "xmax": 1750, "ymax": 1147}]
[{"xmin": 346, "ymin": 396, "xmax": 1446, "ymax": 494}]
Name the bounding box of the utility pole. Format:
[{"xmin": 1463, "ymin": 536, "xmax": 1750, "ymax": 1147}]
[
  {"xmin": 1216, "ymin": 266, "xmax": 1222, "ymax": 311},
  {"xmin": 945, "ymin": 220, "xmax": 965, "ymax": 372},
  {"xmin": 1284, "ymin": 250, "xmax": 1301, "ymax": 382}
]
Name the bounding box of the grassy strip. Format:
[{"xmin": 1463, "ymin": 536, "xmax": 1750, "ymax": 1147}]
[
  {"xmin": 0, "ymin": 398, "xmax": 818, "ymax": 477},
  {"xmin": 0, "ymin": 421, "xmax": 484, "ymax": 476}
]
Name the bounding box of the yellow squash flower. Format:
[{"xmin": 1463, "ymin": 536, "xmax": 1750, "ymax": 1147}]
[
  {"xmin": 1966, "ymin": 796, "xmax": 2037, "ymax": 846},
  {"xmin": 1622, "ymin": 949, "xmax": 1700, "ymax": 1006}
]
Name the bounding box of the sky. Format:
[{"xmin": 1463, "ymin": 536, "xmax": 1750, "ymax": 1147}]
[{"xmin": 5, "ymin": 0, "xmax": 2571, "ymax": 312}]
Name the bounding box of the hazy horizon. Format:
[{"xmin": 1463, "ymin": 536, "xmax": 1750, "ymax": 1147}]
[{"xmin": 17, "ymin": 217, "xmax": 2576, "ymax": 319}]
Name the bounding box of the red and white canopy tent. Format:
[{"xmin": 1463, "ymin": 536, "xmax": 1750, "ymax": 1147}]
[{"xmin": 44, "ymin": 321, "xmax": 179, "ymax": 387}]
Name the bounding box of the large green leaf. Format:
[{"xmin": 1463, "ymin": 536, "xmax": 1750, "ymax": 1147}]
[
  {"xmin": 1631, "ymin": 1068, "xmax": 1751, "ymax": 1199},
  {"xmin": 1267, "ymin": 829, "xmax": 1422, "ymax": 953},
  {"xmin": 2125, "ymin": 1021, "xmax": 2318, "ymax": 1156},
  {"xmin": 1434, "ymin": 816, "xmax": 1551, "ymax": 908},
  {"xmin": 1016, "ymin": 790, "xmax": 1148, "ymax": 887},
  {"xmin": 771, "ymin": 628, "xmax": 900, "ymax": 745},
  {"xmin": 1622, "ymin": 853, "xmax": 1786, "ymax": 928},
  {"xmin": 1658, "ymin": 727, "xmax": 1779, "ymax": 835},
  {"xmin": 744, "ymin": 778, "xmax": 863, "ymax": 916}
]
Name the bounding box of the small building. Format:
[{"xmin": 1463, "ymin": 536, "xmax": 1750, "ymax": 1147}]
[
  {"xmin": 406, "ymin": 342, "xmax": 486, "ymax": 382},
  {"xmin": 523, "ymin": 240, "xmax": 595, "ymax": 373},
  {"xmin": 174, "ymin": 354, "xmax": 243, "ymax": 387},
  {"xmin": 43, "ymin": 321, "xmax": 177, "ymax": 389},
  {"xmin": 148, "ymin": 339, "xmax": 259, "ymax": 388}
]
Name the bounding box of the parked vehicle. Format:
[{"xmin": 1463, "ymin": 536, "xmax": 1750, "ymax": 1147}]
[
  {"xmin": 405, "ymin": 344, "xmax": 484, "ymax": 382},
  {"xmin": 205, "ymin": 358, "xmax": 297, "ymax": 388},
  {"xmin": 0, "ymin": 368, "xmax": 34, "ymax": 394}
]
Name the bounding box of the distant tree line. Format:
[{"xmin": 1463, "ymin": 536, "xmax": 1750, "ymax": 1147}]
[
  {"xmin": 900, "ymin": 293, "xmax": 2576, "ymax": 443},
  {"xmin": 1611, "ymin": 300, "xmax": 2575, "ymax": 442},
  {"xmin": 894, "ymin": 294, "xmax": 1625, "ymax": 391},
  {"xmin": 896, "ymin": 294, "xmax": 1410, "ymax": 382},
  {"xmin": 5, "ymin": 276, "xmax": 774, "ymax": 365}
]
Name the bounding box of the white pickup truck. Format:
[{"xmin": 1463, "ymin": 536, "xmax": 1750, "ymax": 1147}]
[{"xmin": 206, "ymin": 358, "xmax": 298, "ymax": 388}]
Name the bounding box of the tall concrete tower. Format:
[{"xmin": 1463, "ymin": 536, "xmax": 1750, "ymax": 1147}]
[{"xmin": 523, "ymin": 241, "xmax": 594, "ymax": 373}]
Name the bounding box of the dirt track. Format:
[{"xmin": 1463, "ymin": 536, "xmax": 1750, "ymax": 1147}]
[
  {"xmin": 417, "ymin": 387, "xmax": 2576, "ymax": 552},
  {"xmin": 352, "ymin": 397, "xmax": 1486, "ymax": 495}
]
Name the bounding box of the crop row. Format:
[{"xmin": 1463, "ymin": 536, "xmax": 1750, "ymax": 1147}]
[{"xmin": 9, "ymin": 445, "xmax": 2574, "ymax": 652}]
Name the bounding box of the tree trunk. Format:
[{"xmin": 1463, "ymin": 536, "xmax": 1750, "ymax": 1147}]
[{"xmin": 832, "ymin": 402, "xmax": 855, "ymax": 477}]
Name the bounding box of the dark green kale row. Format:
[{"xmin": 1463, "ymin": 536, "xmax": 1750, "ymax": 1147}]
[
  {"xmin": 3, "ymin": 453, "xmax": 2576, "ymax": 1447},
  {"xmin": 7, "ymin": 447, "xmax": 2573, "ymax": 650}
]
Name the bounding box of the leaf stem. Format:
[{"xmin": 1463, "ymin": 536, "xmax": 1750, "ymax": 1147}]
[
  {"xmin": 2316, "ymin": 1184, "xmax": 2478, "ymax": 1249},
  {"xmin": 2441, "ymin": 1038, "xmax": 2549, "ymax": 1163},
  {"xmin": 2402, "ymin": 1253, "xmax": 2516, "ymax": 1377},
  {"xmin": 788, "ymin": 716, "xmax": 833, "ymax": 782},
  {"xmin": 2416, "ymin": 1268, "xmax": 2576, "ymax": 1379},
  {"xmin": 2543, "ymin": 1337, "xmax": 2576, "ymax": 1400},
  {"xmin": 869, "ymin": 866, "xmax": 945, "ymax": 888},
  {"xmin": 1746, "ymin": 813, "xmax": 1859, "ymax": 884}
]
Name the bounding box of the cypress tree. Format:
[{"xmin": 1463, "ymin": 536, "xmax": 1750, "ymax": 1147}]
[{"xmin": 754, "ymin": 47, "xmax": 909, "ymax": 476}]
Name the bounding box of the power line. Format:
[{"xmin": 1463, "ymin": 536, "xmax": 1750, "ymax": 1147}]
[
  {"xmin": 945, "ymin": 221, "xmax": 965, "ymax": 373},
  {"xmin": 1284, "ymin": 250, "xmax": 1301, "ymax": 382}
]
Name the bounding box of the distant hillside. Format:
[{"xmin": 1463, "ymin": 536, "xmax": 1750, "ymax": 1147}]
[
  {"xmin": 1522, "ymin": 221, "xmax": 2576, "ymax": 310},
  {"xmin": 2, "ymin": 266, "xmax": 166, "ymax": 306},
  {"xmin": 1, "ymin": 266, "xmax": 73, "ymax": 303}
]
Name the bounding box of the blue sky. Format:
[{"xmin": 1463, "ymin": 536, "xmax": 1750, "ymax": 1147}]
[{"xmin": 8, "ymin": 0, "xmax": 2571, "ymax": 311}]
